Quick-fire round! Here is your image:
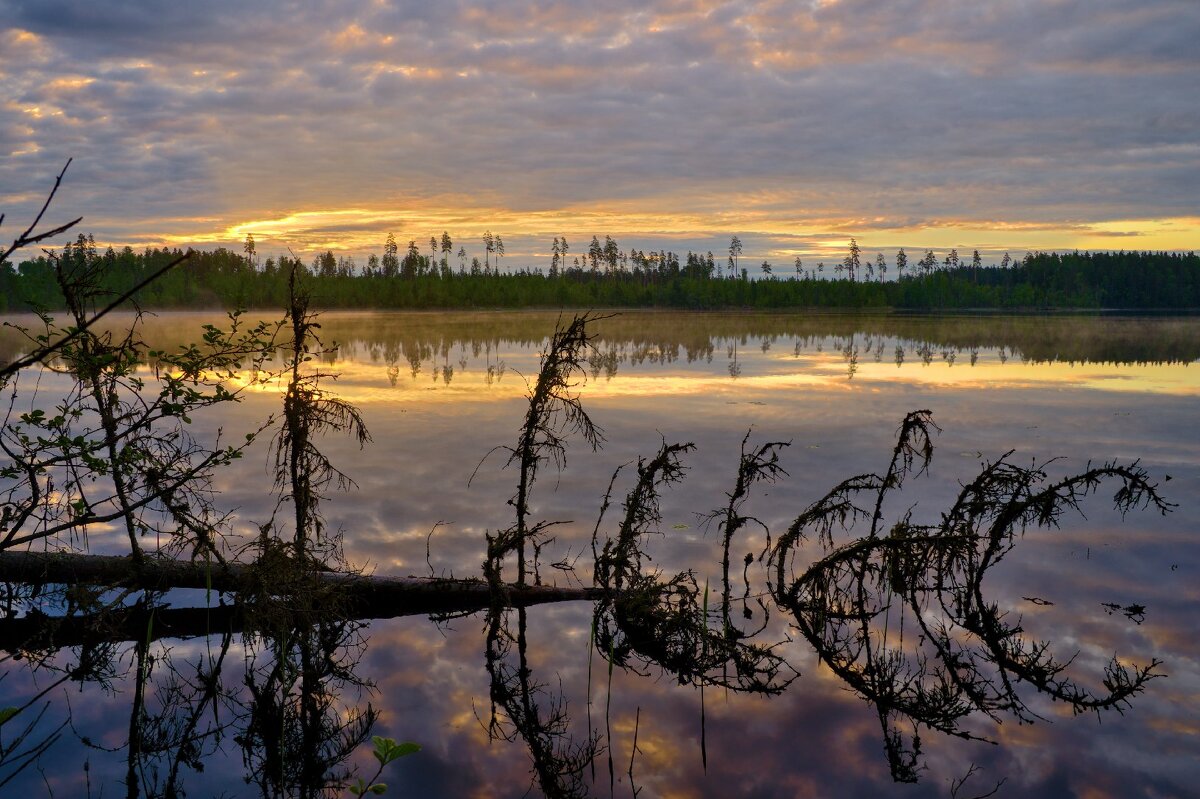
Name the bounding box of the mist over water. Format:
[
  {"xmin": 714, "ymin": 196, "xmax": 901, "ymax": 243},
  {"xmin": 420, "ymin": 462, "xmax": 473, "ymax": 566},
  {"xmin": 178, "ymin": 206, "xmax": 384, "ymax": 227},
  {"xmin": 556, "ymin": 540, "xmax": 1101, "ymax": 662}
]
[{"xmin": 4, "ymin": 310, "xmax": 1197, "ymax": 797}]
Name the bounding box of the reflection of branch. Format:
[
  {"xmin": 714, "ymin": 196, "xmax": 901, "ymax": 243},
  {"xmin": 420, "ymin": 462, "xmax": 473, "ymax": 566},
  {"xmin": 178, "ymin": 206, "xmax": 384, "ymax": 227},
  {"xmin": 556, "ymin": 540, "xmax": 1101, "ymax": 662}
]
[
  {"xmin": 0, "ymin": 701, "xmax": 66, "ymax": 791},
  {"xmin": 594, "ymin": 438, "xmax": 794, "ymax": 694},
  {"xmin": 706, "ymin": 432, "xmax": 788, "ymax": 642},
  {"xmin": 771, "ymin": 413, "xmax": 1169, "ymax": 782},
  {"xmin": 484, "ymin": 606, "xmax": 598, "ymax": 798},
  {"xmin": 160, "ymin": 629, "xmax": 235, "ymax": 796},
  {"xmin": 0, "ymin": 665, "xmax": 72, "ymax": 791},
  {"xmin": 1101, "ymin": 601, "xmax": 1146, "ymax": 624},
  {"xmin": 950, "ymin": 763, "xmax": 1006, "ymax": 799}
]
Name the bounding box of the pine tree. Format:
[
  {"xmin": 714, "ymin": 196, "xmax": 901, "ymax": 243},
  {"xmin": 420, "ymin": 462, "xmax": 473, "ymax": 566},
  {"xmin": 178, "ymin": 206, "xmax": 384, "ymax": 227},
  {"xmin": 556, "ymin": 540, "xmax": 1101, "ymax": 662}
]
[
  {"xmin": 382, "ymin": 232, "xmax": 399, "ymax": 277},
  {"xmin": 603, "ymin": 235, "xmax": 619, "ymax": 273},
  {"xmin": 843, "ymin": 238, "xmax": 861, "ymax": 282},
  {"xmin": 243, "ymin": 233, "xmax": 257, "ymax": 269},
  {"xmin": 588, "ymin": 236, "xmax": 602, "ymax": 272},
  {"xmin": 920, "ymin": 249, "xmax": 937, "ymax": 276},
  {"xmin": 483, "ymin": 231, "xmax": 494, "ymax": 269}
]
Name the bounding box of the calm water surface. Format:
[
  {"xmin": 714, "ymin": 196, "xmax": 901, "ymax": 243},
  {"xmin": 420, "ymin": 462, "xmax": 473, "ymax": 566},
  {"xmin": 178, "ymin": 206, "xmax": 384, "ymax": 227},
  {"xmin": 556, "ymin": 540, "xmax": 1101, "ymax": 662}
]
[{"xmin": 2, "ymin": 310, "xmax": 1197, "ymax": 798}]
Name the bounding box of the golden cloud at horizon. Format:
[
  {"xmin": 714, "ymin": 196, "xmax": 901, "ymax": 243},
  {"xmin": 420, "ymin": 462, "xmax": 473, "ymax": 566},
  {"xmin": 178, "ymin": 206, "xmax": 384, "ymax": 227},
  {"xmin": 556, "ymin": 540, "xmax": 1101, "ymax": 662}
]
[{"xmin": 128, "ymin": 200, "xmax": 1200, "ymax": 262}]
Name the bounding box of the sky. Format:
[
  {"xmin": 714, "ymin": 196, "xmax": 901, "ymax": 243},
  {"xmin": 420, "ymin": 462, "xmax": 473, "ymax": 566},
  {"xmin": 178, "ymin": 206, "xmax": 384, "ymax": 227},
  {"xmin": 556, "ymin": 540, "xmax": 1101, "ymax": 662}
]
[{"xmin": 2, "ymin": 0, "xmax": 1198, "ymax": 269}]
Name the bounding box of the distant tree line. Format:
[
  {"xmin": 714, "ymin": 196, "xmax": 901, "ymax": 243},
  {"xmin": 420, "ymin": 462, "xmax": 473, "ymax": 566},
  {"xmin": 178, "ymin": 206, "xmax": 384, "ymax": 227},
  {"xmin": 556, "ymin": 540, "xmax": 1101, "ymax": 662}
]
[{"xmin": 3, "ymin": 232, "xmax": 1197, "ymax": 312}]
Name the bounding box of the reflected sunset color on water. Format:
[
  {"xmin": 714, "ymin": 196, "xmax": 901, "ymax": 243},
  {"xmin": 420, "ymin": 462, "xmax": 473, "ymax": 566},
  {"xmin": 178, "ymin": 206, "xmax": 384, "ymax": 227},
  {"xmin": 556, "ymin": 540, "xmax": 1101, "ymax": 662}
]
[{"xmin": 2, "ymin": 310, "xmax": 1197, "ymax": 798}]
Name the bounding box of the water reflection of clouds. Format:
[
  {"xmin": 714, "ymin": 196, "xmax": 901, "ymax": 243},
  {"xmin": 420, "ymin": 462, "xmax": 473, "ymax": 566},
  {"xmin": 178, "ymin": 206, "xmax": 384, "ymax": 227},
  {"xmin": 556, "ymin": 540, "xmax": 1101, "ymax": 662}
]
[
  {"xmin": 6, "ymin": 311, "xmax": 1199, "ymax": 797},
  {"xmin": 336, "ymin": 321, "xmax": 1190, "ymax": 791}
]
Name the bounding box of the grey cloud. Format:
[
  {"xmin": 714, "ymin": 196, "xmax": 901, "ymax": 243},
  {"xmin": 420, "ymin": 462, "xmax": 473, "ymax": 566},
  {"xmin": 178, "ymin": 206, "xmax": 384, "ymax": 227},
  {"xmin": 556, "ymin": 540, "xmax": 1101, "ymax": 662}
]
[
  {"xmin": 1, "ymin": 0, "xmax": 1196, "ymax": 258},
  {"xmin": 0, "ymin": 0, "xmax": 346, "ymax": 59}
]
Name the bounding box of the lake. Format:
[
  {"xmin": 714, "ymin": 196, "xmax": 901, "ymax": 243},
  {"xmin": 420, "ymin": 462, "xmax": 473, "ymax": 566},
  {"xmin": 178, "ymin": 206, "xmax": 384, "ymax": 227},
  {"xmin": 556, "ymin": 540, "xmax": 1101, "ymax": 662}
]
[{"xmin": 1, "ymin": 309, "xmax": 1197, "ymax": 798}]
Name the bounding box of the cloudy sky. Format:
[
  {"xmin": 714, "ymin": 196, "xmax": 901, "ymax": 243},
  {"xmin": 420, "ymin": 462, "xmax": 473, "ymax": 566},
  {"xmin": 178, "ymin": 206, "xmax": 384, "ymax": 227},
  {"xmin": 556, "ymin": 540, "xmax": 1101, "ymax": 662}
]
[{"xmin": 2, "ymin": 0, "xmax": 1198, "ymax": 267}]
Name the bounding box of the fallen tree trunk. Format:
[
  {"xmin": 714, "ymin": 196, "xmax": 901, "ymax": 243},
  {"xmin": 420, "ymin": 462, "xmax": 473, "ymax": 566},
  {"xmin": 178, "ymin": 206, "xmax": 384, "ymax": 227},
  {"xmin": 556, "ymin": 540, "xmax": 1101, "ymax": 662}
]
[
  {"xmin": 2, "ymin": 594, "xmax": 562, "ymax": 652},
  {"xmin": 0, "ymin": 550, "xmax": 602, "ymax": 649},
  {"xmin": 4, "ymin": 603, "xmax": 249, "ymax": 651}
]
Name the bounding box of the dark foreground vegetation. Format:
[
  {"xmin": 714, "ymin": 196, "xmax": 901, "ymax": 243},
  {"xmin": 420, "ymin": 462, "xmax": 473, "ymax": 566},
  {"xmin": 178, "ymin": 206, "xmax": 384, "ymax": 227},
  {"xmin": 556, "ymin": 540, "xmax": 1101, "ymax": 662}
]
[
  {"xmin": 0, "ymin": 168, "xmax": 1178, "ymax": 797},
  {"xmin": 4, "ymin": 230, "xmax": 1198, "ymax": 312}
]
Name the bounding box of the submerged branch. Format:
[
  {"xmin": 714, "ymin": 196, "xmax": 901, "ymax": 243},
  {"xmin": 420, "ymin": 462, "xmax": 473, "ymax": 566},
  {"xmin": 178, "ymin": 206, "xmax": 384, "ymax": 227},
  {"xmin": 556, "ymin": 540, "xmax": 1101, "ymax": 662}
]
[{"xmin": 0, "ymin": 551, "xmax": 602, "ymax": 624}]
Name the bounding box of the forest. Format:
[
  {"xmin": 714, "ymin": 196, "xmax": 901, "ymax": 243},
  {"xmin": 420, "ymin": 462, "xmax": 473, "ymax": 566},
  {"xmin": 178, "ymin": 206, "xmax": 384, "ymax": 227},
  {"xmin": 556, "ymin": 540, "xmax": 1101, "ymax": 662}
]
[{"xmin": 3, "ymin": 232, "xmax": 1198, "ymax": 312}]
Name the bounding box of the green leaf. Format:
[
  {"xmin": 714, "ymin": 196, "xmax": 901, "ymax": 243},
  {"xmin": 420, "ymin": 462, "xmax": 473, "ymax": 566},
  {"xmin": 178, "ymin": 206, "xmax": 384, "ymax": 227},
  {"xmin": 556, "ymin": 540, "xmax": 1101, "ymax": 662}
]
[
  {"xmin": 371, "ymin": 736, "xmax": 419, "ymax": 765},
  {"xmin": 0, "ymin": 707, "xmax": 19, "ymax": 726},
  {"xmin": 369, "ymin": 784, "xmax": 387, "ymax": 795},
  {"xmin": 391, "ymin": 742, "xmax": 420, "ymax": 758}
]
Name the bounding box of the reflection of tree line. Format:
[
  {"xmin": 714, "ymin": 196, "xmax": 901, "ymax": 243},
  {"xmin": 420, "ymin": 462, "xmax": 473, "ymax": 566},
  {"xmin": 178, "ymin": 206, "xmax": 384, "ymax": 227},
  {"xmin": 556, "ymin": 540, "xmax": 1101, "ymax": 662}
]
[
  {"xmin": 2, "ymin": 313, "xmax": 1195, "ymax": 383},
  {"xmin": 293, "ymin": 314, "xmax": 1200, "ymax": 385},
  {"xmin": 315, "ymin": 311, "xmax": 1200, "ymax": 369},
  {"xmin": 344, "ymin": 330, "xmax": 1184, "ymax": 387}
]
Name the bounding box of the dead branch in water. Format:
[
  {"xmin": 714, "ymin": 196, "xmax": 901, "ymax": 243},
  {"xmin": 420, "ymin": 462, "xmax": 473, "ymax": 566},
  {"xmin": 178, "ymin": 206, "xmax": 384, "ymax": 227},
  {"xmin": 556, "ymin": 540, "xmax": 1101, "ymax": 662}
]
[
  {"xmin": 770, "ymin": 410, "xmax": 1171, "ymax": 782},
  {"xmin": 0, "ymin": 550, "xmax": 601, "ymax": 624}
]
